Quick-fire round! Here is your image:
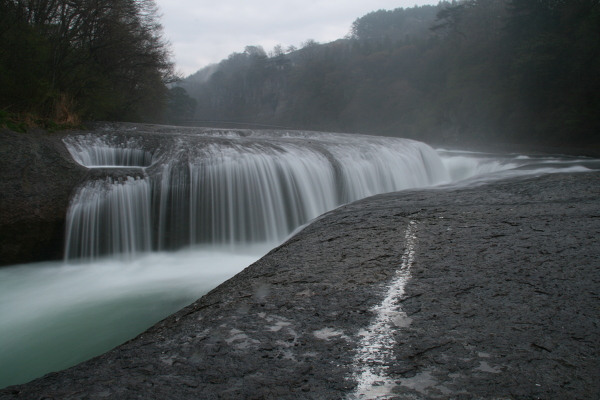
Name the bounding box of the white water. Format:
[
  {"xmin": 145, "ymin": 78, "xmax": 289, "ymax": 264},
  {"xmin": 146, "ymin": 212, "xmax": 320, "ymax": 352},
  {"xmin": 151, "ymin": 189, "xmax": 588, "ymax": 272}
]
[
  {"xmin": 64, "ymin": 133, "xmax": 449, "ymax": 260},
  {"xmin": 65, "ymin": 177, "xmax": 153, "ymax": 260},
  {"xmin": 64, "ymin": 134, "xmax": 152, "ymax": 167},
  {"xmin": 1, "ymin": 130, "xmax": 596, "ymax": 389}
]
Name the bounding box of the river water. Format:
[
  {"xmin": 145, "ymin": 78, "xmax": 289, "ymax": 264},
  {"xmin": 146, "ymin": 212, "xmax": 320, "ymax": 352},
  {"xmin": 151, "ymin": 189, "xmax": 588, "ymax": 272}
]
[{"xmin": 0, "ymin": 129, "xmax": 596, "ymax": 388}]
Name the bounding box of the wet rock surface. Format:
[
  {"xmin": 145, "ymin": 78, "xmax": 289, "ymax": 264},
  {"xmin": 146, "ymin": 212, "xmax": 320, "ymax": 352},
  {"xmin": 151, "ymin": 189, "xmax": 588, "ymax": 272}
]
[
  {"xmin": 0, "ymin": 129, "xmax": 87, "ymax": 265},
  {"xmin": 2, "ymin": 171, "xmax": 599, "ymax": 399}
]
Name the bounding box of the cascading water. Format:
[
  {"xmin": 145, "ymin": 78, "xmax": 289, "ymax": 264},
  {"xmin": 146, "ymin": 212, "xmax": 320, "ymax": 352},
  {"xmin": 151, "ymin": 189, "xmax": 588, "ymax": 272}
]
[
  {"xmin": 154, "ymin": 143, "xmax": 339, "ymax": 249},
  {"xmin": 65, "ymin": 177, "xmax": 153, "ymax": 260},
  {"xmin": 63, "ymin": 132, "xmax": 450, "ymax": 260},
  {"xmin": 64, "ymin": 134, "xmax": 152, "ymax": 167},
  {"xmin": 436, "ymin": 149, "xmax": 520, "ymax": 182}
]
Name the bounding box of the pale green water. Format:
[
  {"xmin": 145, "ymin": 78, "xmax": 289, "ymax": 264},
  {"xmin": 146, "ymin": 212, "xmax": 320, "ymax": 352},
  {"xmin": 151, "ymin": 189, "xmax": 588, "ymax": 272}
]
[{"xmin": 0, "ymin": 246, "xmax": 269, "ymax": 389}]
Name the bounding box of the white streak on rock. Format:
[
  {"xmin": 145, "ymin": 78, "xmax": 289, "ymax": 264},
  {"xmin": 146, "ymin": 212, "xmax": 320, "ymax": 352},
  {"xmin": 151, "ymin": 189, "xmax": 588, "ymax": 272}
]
[
  {"xmin": 475, "ymin": 361, "xmax": 501, "ymax": 373},
  {"xmin": 398, "ymin": 370, "xmax": 438, "ymax": 393},
  {"xmin": 268, "ymin": 321, "xmax": 291, "ymax": 332},
  {"xmin": 313, "ymin": 327, "xmax": 349, "ymax": 341},
  {"xmin": 348, "ymin": 220, "xmax": 418, "ymax": 399}
]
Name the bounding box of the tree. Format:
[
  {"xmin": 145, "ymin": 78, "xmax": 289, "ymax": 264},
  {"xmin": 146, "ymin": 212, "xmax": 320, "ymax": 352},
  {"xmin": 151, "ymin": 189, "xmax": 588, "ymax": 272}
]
[
  {"xmin": 299, "ymin": 39, "xmax": 320, "ymax": 62},
  {"xmin": 166, "ymin": 86, "xmax": 197, "ymax": 123},
  {"xmin": 0, "ymin": 0, "xmax": 175, "ymax": 125},
  {"xmin": 180, "ymin": 1, "xmax": 599, "ymax": 145}
]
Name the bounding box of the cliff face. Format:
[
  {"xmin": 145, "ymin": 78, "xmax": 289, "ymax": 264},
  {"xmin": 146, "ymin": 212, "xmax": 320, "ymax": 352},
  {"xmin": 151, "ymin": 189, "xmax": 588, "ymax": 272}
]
[{"xmin": 0, "ymin": 129, "xmax": 87, "ymax": 265}]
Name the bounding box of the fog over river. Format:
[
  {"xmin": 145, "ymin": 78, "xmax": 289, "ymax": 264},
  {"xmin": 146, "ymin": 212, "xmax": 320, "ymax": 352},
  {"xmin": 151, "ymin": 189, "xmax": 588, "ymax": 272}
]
[{"xmin": 0, "ymin": 129, "xmax": 595, "ymax": 388}]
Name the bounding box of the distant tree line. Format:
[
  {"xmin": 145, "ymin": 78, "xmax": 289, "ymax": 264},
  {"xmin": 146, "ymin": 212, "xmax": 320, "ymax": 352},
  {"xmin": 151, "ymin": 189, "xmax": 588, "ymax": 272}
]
[
  {"xmin": 0, "ymin": 0, "xmax": 178, "ymax": 128},
  {"xmin": 183, "ymin": 0, "xmax": 600, "ymax": 146}
]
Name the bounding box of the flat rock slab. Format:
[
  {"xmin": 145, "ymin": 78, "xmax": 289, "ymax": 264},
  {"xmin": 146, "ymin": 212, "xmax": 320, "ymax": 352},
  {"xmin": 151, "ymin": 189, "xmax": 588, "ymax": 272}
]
[{"xmin": 2, "ymin": 172, "xmax": 599, "ymax": 399}]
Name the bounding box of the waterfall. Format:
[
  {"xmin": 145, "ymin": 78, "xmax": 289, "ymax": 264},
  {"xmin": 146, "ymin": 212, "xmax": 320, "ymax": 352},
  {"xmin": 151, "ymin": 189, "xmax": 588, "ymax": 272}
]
[
  {"xmin": 436, "ymin": 149, "xmax": 520, "ymax": 182},
  {"xmin": 154, "ymin": 143, "xmax": 338, "ymax": 249},
  {"xmin": 65, "ymin": 177, "xmax": 153, "ymax": 260},
  {"xmin": 63, "ymin": 130, "xmax": 451, "ymax": 260},
  {"xmin": 64, "ymin": 134, "xmax": 152, "ymax": 167}
]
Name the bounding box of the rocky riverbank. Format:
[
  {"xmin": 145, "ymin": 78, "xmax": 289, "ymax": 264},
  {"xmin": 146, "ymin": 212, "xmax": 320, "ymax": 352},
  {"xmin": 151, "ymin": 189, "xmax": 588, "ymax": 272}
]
[
  {"xmin": 0, "ymin": 129, "xmax": 87, "ymax": 265},
  {"xmin": 2, "ymin": 171, "xmax": 598, "ymax": 399}
]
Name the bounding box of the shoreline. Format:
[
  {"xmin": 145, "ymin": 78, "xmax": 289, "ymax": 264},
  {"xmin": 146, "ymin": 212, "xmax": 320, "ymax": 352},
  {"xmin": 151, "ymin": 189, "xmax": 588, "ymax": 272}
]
[{"xmin": 2, "ymin": 171, "xmax": 599, "ymax": 399}]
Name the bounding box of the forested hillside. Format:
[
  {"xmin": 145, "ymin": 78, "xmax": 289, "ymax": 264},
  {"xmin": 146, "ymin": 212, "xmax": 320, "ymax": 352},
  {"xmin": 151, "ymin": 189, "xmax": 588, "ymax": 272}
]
[
  {"xmin": 182, "ymin": 0, "xmax": 600, "ymax": 146},
  {"xmin": 0, "ymin": 0, "xmax": 176, "ymax": 129}
]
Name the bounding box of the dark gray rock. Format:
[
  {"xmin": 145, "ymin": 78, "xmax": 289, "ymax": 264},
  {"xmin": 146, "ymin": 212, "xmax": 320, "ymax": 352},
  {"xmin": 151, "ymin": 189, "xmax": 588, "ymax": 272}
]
[
  {"xmin": 2, "ymin": 171, "xmax": 598, "ymax": 399},
  {"xmin": 0, "ymin": 129, "xmax": 87, "ymax": 265}
]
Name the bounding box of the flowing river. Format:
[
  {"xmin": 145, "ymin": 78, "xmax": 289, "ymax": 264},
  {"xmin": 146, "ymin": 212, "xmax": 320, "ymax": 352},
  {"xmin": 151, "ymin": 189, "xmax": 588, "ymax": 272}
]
[{"xmin": 0, "ymin": 129, "xmax": 595, "ymax": 388}]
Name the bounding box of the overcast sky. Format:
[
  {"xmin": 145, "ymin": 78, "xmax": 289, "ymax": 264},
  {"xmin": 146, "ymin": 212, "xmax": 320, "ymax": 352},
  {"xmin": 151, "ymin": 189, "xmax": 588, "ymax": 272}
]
[{"xmin": 155, "ymin": 0, "xmax": 438, "ymax": 77}]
